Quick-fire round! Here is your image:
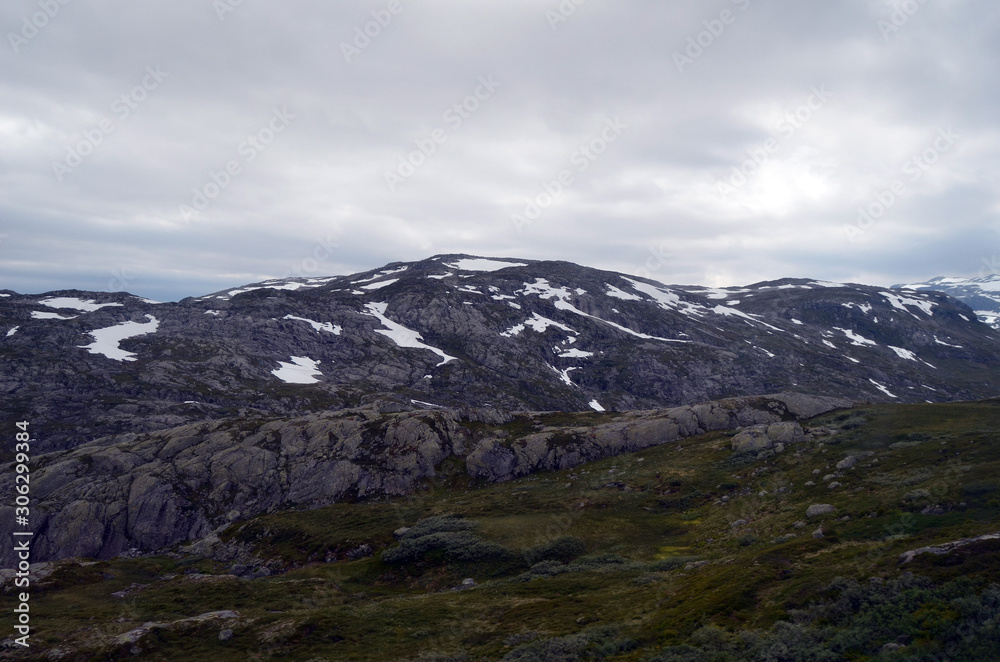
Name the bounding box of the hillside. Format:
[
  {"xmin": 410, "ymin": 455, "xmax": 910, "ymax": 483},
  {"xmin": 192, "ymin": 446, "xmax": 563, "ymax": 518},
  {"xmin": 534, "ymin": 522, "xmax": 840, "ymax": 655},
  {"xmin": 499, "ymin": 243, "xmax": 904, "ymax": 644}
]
[
  {"xmin": 893, "ymin": 274, "xmax": 1000, "ymax": 330},
  {"xmin": 2, "ymin": 255, "xmax": 999, "ymax": 455},
  {"xmin": 2, "ymin": 399, "xmax": 999, "ymax": 660}
]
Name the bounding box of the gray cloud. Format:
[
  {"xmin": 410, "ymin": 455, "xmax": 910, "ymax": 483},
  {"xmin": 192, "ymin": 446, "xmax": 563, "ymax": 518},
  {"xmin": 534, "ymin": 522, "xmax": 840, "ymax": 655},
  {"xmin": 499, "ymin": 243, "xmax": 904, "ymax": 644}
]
[{"xmin": 0, "ymin": 0, "xmax": 997, "ymax": 300}]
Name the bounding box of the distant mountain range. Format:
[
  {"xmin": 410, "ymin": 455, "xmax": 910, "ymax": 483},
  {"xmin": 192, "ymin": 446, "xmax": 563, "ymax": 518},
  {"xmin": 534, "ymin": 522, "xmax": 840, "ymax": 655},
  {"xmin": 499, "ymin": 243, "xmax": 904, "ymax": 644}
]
[
  {"xmin": 3, "ymin": 255, "xmax": 999, "ymax": 455},
  {"xmin": 892, "ymin": 274, "xmax": 1000, "ymax": 330}
]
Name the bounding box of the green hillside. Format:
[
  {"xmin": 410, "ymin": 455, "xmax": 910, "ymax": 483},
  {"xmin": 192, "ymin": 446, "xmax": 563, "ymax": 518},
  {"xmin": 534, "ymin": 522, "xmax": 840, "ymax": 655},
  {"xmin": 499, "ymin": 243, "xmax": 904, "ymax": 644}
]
[{"xmin": 5, "ymin": 400, "xmax": 1000, "ymax": 660}]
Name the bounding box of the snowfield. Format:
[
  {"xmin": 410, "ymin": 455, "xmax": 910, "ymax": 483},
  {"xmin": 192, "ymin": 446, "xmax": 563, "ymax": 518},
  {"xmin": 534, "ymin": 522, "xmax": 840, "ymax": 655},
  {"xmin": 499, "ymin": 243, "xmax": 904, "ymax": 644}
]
[
  {"xmin": 40, "ymin": 297, "xmax": 123, "ymax": 312},
  {"xmin": 79, "ymin": 315, "xmax": 160, "ymax": 361},
  {"xmin": 363, "ymin": 302, "xmax": 457, "ymax": 366},
  {"xmin": 272, "ymin": 356, "xmax": 323, "ymax": 384}
]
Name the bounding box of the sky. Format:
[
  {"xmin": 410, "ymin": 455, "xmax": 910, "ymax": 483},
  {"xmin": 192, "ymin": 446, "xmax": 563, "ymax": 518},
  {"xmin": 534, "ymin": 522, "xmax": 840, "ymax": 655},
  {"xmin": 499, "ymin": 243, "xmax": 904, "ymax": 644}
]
[{"xmin": 1, "ymin": 0, "xmax": 998, "ymax": 302}]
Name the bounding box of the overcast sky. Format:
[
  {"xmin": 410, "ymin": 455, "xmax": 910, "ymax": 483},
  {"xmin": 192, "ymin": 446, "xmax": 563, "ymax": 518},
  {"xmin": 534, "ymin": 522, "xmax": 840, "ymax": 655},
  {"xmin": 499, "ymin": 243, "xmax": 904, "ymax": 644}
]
[{"xmin": 1, "ymin": 0, "xmax": 997, "ymax": 301}]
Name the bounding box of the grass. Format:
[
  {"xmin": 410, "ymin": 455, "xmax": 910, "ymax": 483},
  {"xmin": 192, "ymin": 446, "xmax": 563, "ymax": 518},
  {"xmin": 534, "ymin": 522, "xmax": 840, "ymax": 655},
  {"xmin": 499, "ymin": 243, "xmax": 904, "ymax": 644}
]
[{"xmin": 3, "ymin": 400, "xmax": 1000, "ymax": 660}]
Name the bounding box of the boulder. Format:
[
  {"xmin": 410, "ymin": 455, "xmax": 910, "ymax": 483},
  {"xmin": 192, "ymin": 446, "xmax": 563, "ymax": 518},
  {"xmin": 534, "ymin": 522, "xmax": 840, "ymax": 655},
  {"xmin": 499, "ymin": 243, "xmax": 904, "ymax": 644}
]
[
  {"xmin": 731, "ymin": 426, "xmax": 773, "ymax": 453},
  {"xmin": 806, "ymin": 504, "xmax": 836, "ymax": 518},
  {"xmin": 766, "ymin": 422, "xmax": 805, "ymax": 444},
  {"xmin": 835, "ymin": 456, "xmax": 857, "ymax": 470}
]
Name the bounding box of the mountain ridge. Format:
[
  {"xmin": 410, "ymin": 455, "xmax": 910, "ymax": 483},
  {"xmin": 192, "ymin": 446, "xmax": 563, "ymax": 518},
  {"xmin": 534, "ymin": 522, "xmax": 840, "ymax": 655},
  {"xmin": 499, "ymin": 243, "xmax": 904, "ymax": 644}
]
[{"xmin": 2, "ymin": 254, "xmax": 999, "ymax": 455}]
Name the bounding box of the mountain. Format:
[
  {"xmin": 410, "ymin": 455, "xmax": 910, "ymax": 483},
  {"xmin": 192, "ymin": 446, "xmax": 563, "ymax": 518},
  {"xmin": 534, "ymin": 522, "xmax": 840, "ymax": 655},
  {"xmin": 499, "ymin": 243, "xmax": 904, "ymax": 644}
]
[
  {"xmin": 2, "ymin": 255, "xmax": 999, "ymax": 455},
  {"xmin": 893, "ymin": 274, "xmax": 1000, "ymax": 330}
]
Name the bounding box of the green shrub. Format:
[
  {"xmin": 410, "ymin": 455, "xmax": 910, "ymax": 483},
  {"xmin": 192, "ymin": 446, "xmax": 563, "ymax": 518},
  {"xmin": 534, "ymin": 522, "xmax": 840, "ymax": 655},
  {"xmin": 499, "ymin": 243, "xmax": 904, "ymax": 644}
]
[
  {"xmin": 381, "ymin": 516, "xmax": 518, "ymax": 565},
  {"xmin": 524, "ymin": 536, "xmax": 586, "ymax": 565},
  {"xmin": 400, "ymin": 515, "xmax": 477, "ymax": 540}
]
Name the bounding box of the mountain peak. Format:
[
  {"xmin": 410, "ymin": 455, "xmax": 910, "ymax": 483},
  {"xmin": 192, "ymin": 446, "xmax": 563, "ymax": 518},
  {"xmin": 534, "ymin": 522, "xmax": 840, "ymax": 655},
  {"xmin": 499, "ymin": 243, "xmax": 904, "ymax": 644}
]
[{"xmin": 3, "ymin": 255, "xmax": 999, "ymax": 456}]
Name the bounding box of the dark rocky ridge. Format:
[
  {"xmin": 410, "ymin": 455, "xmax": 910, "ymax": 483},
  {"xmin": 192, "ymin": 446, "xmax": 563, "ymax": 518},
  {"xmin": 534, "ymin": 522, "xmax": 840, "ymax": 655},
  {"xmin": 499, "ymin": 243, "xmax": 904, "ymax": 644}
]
[
  {"xmin": 0, "ymin": 392, "xmax": 850, "ymax": 564},
  {"xmin": 1, "ymin": 254, "xmax": 999, "ymax": 454}
]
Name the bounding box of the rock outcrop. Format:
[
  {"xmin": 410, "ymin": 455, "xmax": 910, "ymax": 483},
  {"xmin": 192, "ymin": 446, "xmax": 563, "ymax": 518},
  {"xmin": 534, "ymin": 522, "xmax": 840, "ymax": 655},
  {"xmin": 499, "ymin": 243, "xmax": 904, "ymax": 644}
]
[{"xmin": 0, "ymin": 392, "xmax": 850, "ymax": 564}]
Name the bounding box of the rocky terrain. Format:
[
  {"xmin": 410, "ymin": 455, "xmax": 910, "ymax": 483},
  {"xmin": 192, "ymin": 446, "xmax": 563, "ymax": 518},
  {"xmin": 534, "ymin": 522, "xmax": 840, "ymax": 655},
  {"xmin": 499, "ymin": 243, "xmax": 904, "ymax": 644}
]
[
  {"xmin": 2, "ymin": 255, "xmax": 999, "ymax": 455},
  {"xmin": 893, "ymin": 273, "xmax": 1000, "ymax": 329},
  {"xmin": 2, "ymin": 398, "xmax": 998, "ymax": 661},
  {"xmin": 0, "ymin": 392, "xmax": 849, "ymax": 564}
]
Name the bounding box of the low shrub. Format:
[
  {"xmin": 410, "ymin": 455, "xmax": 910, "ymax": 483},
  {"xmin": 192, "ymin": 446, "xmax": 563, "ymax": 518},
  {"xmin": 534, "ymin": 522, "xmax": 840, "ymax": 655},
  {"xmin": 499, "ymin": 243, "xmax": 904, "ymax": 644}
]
[{"xmin": 524, "ymin": 536, "xmax": 586, "ymax": 565}]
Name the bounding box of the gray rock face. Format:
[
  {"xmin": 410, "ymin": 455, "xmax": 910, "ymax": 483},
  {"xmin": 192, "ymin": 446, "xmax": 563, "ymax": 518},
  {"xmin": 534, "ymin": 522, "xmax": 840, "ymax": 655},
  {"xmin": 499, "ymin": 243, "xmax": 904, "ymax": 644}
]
[
  {"xmin": 806, "ymin": 504, "xmax": 837, "ymax": 518},
  {"xmin": 0, "ymin": 392, "xmax": 848, "ymax": 565},
  {"xmin": 731, "ymin": 421, "xmax": 805, "ymax": 453}
]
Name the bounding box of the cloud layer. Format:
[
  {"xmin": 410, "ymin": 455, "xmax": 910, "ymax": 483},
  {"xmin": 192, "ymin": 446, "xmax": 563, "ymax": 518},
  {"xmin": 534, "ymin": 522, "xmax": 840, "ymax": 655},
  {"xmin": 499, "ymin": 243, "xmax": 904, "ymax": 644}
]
[{"xmin": 1, "ymin": 0, "xmax": 997, "ymax": 300}]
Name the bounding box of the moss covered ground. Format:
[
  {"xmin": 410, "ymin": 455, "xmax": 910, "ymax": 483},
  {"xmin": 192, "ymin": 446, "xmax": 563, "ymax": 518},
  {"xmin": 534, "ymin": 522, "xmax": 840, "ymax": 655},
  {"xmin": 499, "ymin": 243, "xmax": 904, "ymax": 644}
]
[{"xmin": 4, "ymin": 400, "xmax": 1000, "ymax": 660}]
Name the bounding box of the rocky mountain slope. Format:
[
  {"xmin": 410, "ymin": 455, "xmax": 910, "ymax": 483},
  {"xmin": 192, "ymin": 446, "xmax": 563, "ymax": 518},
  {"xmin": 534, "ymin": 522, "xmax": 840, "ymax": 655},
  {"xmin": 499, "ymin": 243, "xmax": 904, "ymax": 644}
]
[
  {"xmin": 2, "ymin": 255, "xmax": 999, "ymax": 455},
  {"xmin": 0, "ymin": 392, "xmax": 849, "ymax": 564},
  {"xmin": 893, "ymin": 273, "xmax": 1000, "ymax": 330}
]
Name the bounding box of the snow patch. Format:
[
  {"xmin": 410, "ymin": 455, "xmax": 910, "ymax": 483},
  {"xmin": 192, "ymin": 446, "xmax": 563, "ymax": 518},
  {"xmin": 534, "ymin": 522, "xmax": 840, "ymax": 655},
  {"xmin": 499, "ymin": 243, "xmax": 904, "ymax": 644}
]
[
  {"xmin": 869, "ymin": 379, "xmax": 898, "ymax": 399},
  {"xmin": 589, "ymin": 400, "xmax": 605, "ymax": 412},
  {"xmin": 711, "ymin": 305, "xmax": 784, "ymax": 332},
  {"xmin": 444, "ymin": 258, "xmax": 527, "ymax": 272},
  {"xmin": 790, "ymin": 318, "xmax": 804, "ymax": 325},
  {"xmin": 6, "ymin": 326, "xmax": 18, "ymax": 337},
  {"xmin": 880, "ymin": 291, "xmax": 934, "ymax": 317},
  {"xmin": 606, "ymin": 285, "xmax": 641, "ymax": 301},
  {"xmin": 284, "ymin": 315, "xmax": 342, "ymax": 335},
  {"xmin": 933, "ymin": 336, "xmax": 963, "ymax": 348},
  {"xmin": 411, "ymin": 399, "xmax": 444, "ymax": 409},
  {"xmin": 361, "ymin": 278, "xmax": 399, "ymax": 290},
  {"xmin": 551, "ymin": 365, "xmax": 578, "ymax": 386},
  {"xmin": 272, "ymin": 356, "xmax": 322, "ymax": 384},
  {"xmin": 427, "ymin": 272, "xmax": 454, "ymax": 280},
  {"xmin": 522, "ymin": 278, "xmax": 689, "ymax": 343},
  {"xmin": 354, "ymin": 266, "xmax": 409, "ymax": 283},
  {"xmin": 229, "ymin": 282, "xmax": 304, "ymax": 297},
  {"xmin": 557, "ymin": 348, "xmax": 594, "ymax": 359},
  {"xmin": 39, "ymin": 297, "xmax": 123, "ymax": 312},
  {"xmin": 625, "ymin": 278, "xmax": 707, "ymax": 317},
  {"xmin": 834, "ymin": 327, "xmax": 877, "ymax": 347},
  {"xmin": 79, "ymin": 315, "xmax": 159, "ymax": 361},
  {"xmin": 888, "ymin": 346, "xmax": 918, "ymax": 361},
  {"xmin": 501, "ymin": 313, "xmax": 577, "ymax": 338},
  {"xmin": 363, "ymin": 302, "xmax": 457, "ymax": 366},
  {"xmin": 31, "ymin": 311, "xmax": 77, "ymax": 320}
]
